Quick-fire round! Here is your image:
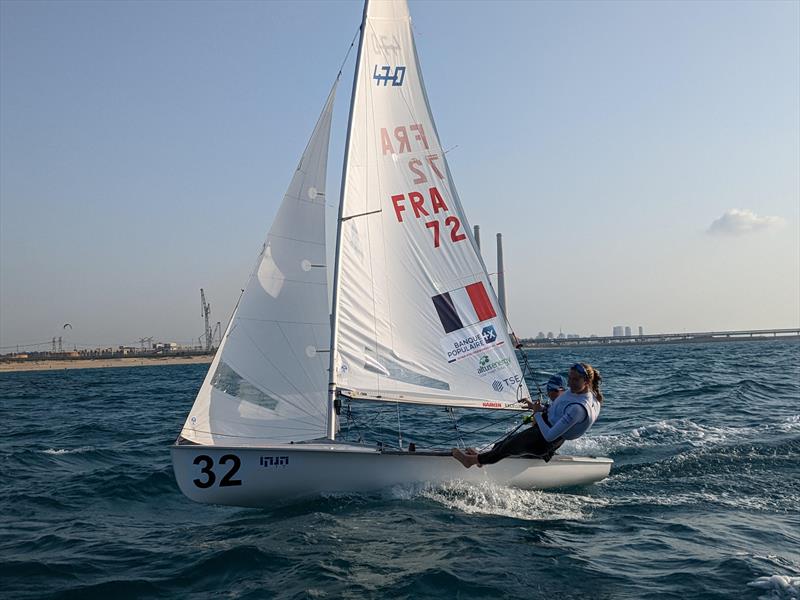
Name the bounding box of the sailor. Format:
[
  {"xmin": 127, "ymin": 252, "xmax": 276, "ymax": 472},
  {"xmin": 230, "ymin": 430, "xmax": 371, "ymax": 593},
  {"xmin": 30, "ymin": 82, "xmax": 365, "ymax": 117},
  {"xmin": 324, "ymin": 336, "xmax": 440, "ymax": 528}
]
[
  {"xmin": 543, "ymin": 374, "xmax": 566, "ymax": 403},
  {"xmin": 452, "ymin": 363, "xmax": 603, "ymax": 468}
]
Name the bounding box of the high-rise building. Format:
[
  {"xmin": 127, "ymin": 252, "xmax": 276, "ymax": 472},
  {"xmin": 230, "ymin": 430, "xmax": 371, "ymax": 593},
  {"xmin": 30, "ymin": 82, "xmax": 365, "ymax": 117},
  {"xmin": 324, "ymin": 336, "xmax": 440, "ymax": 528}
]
[
  {"xmin": 612, "ymin": 325, "xmax": 624, "ymax": 337},
  {"xmin": 625, "ymin": 326, "xmax": 632, "ymax": 337},
  {"xmin": 638, "ymin": 326, "xmax": 644, "ymax": 336}
]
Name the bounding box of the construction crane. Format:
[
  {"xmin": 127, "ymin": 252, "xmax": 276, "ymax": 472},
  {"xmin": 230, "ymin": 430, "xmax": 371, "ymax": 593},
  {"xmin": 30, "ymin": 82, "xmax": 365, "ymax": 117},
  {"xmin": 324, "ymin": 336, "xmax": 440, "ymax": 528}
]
[
  {"xmin": 200, "ymin": 289, "xmax": 213, "ymax": 351},
  {"xmin": 212, "ymin": 321, "xmax": 223, "ymax": 349}
]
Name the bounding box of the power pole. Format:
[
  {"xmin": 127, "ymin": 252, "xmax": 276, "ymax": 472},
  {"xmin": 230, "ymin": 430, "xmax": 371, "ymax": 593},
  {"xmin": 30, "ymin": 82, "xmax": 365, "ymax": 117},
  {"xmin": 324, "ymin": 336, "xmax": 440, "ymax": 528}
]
[{"xmin": 200, "ymin": 289, "xmax": 212, "ymax": 351}]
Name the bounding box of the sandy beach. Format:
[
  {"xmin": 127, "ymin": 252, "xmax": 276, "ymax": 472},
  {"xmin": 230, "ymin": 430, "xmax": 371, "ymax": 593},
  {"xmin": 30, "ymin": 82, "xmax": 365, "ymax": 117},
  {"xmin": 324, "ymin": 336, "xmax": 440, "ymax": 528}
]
[{"xmin": 0, "ymin": 355, "xmax": 214, "ymax": 373}]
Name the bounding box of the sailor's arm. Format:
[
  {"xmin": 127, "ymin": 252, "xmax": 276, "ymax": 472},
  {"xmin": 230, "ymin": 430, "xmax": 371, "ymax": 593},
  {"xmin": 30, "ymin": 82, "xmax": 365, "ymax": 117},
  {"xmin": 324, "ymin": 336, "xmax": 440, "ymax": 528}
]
[{"xmin": 534, "ymin": 404, "xmax": 587, "ymax": 442}]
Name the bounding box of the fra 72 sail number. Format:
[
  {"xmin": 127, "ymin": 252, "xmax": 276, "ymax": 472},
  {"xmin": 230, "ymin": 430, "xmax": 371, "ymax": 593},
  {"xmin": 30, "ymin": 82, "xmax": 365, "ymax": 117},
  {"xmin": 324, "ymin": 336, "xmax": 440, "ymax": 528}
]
[{"xmin": 382, "ymin": 123, "xmax": 467, "ymax": 249}]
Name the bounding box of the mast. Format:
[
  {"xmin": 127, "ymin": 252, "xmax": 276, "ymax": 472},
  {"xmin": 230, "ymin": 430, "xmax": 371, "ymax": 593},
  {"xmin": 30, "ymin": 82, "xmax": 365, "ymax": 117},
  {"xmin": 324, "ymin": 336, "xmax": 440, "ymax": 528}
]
[{"xmin": 326, "ymin": 0, "xmax": 370, "ymax": 440}]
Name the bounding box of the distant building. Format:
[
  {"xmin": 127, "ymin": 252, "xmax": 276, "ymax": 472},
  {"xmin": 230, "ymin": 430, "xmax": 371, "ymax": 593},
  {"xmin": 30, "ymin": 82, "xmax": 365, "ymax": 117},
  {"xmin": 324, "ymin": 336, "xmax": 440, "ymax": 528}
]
[
  {"xmin": 612, "ymin": 326, "xmax": 624, "ymax": 337},
  {"xmin": 557, "ymin": 332, "xmax": 565, "ymax": 339},
  {"xmin": 638, "ymin": 326, "xmax": 644, "ymax": 336},
  {"xmin": 625, "ymin": 326, "xmax": 632, "ymax": 337},
  {"xmin": 547, "ymin": 331, "xmax": 554, "ymax": 339},
  {"xmin": 536, "ymin": 332, "xmax": 545, "ymax": 340}
]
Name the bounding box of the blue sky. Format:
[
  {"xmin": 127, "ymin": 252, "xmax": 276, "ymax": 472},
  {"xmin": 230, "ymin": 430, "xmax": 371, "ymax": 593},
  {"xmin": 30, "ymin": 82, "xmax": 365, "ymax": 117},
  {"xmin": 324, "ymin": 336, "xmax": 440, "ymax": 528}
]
[{"xmin": 1, "ymin": 0, "xmax": 798, "ymax": 350}]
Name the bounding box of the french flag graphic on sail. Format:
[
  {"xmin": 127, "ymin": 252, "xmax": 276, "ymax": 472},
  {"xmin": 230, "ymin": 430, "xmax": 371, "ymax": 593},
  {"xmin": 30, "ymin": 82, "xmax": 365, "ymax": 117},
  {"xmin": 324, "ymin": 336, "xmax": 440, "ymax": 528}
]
[{"xmin": 432, "ymin": 282, "xmax": 497, "ymax": 334}]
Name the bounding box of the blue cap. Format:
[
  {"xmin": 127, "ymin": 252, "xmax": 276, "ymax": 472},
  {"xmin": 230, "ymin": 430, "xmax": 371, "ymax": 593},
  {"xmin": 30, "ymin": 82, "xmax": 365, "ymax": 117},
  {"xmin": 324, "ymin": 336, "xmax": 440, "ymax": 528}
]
[{"xmin": 546, "ymin": 374, "xmax": 566, "ymax": 392}]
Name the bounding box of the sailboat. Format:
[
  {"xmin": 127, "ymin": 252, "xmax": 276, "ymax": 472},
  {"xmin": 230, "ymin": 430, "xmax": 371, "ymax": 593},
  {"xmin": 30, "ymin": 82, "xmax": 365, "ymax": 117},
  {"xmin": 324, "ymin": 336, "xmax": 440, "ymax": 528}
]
[{"xmin": 171, "ymin": 0, "xmax": 612, "ymax": 507}]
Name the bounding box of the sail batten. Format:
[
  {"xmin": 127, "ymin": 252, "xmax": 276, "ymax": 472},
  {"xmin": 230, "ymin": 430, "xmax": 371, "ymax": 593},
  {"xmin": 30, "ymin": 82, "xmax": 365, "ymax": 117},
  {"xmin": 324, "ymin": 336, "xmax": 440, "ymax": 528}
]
[{"xmin": 329, "ymin": 0, "xmax": 529, "ymax": 412}]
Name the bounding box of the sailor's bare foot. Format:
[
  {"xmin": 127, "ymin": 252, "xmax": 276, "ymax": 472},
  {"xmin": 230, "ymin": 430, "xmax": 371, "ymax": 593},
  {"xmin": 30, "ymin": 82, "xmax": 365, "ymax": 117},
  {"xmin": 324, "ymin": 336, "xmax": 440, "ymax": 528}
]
[
  {"xmin": 452, "ymin": 448, "xmax": 479, "ymax": 468},
  {"xmin": 465, "ymin": 447, "xmax": 478, "ymax": 455}
]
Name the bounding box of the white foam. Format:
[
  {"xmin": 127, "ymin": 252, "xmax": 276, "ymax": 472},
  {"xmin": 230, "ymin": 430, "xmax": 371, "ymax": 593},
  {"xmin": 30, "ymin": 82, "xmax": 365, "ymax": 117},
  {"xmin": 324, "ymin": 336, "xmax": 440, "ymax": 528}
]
[
  {"xmin": 388, "ymin": 480, "xmax": 608, "ymax": 521},
  {"xmin": 747, "ymin": 575, "xmax": 800, "ymax": 600},
  {"xmin": 562, "ymin": 415, "xmax": 800, "ymax": 456},
  {"xmin": 595, "ymin": 490, "xmax": 800, "ymax": 513},
  {"xmin": 42, "ymin": 446, "xmax": 94, "ymax": 455}
]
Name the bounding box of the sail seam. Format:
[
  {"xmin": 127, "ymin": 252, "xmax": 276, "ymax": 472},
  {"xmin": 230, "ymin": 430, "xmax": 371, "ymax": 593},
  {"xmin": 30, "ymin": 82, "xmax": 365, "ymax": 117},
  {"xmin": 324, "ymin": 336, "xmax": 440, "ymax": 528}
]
[{"xmin": 267, "ymin": 233, "xmax": 326, "ymax": 246}]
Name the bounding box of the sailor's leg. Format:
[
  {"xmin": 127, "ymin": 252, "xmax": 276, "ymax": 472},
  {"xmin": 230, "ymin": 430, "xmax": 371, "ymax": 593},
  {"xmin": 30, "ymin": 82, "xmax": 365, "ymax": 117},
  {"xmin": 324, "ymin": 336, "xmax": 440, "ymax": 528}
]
[
  {"xmin": 478, "ymin": 426, "xmax": 550, "ymax": 465},
  {"xmin": 476, "ymin": 432, "xmax": 522, "ymax": 465}
]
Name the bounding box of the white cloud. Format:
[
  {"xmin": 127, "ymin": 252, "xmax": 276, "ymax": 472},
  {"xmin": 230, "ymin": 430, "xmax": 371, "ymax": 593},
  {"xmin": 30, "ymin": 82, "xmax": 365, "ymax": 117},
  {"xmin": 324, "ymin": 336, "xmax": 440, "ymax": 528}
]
[{"xmin": 707, "ymin": 209, "xmax": 785, "ymax": 236}]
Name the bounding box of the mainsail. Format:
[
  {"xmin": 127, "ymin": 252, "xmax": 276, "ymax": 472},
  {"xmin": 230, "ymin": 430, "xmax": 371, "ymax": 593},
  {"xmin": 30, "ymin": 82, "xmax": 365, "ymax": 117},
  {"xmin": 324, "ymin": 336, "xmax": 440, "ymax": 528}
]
[
  {"xmin": 330, "ymin": 0, "xmax": 528, "ymax": 412},
  {"xmin": 180, "ymin": 83, "xmax": 338, "ymax": 445}
]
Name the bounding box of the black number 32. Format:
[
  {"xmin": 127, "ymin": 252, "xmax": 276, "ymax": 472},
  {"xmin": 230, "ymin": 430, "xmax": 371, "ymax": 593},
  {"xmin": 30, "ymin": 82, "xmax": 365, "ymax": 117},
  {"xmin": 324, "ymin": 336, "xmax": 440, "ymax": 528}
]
[{"xmin": 192, "ymin": 454, "xmax": 242, "ymax": 488}]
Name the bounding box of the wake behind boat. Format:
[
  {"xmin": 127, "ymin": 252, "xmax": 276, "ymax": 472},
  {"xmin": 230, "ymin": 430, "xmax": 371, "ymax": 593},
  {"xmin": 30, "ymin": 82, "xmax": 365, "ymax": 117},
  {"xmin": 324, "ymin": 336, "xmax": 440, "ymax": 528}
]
[{"xmin": 171, "ymin": 0, "xmax": 612, "ymax": 506}]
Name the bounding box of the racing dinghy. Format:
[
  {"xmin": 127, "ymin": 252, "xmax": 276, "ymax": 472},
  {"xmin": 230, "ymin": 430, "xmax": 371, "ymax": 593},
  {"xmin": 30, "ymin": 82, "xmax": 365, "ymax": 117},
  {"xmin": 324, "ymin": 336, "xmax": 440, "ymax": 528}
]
[{"xmin": 172, "ymin": 0, "xmax": 612, "ymax": 506}]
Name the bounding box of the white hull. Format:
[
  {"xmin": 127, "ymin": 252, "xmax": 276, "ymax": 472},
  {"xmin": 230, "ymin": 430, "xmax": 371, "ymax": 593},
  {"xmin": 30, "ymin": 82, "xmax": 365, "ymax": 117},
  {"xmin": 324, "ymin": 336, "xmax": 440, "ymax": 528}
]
[{"xmin": 171, "ymin": 443, "xmax": 613, "ymax": 507}]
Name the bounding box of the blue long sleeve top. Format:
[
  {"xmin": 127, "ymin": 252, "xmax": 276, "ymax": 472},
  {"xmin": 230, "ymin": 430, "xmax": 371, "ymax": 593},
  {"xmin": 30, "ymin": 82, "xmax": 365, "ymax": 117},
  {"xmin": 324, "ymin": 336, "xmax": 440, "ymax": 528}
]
[{"xmin": 534, "ymin": 390, "xmax": 599, "ymax": 442}]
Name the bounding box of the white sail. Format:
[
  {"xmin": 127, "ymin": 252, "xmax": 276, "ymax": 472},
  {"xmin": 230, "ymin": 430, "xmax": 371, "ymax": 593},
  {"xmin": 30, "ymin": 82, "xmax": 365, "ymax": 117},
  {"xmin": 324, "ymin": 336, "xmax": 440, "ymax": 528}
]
[
  {"xmin": 180, "ymin": 83, "xmax": 337, "ymax": 445},
  {"xmin": 330, "ymin": 0, "xmax": 528, "ymax": 411}
]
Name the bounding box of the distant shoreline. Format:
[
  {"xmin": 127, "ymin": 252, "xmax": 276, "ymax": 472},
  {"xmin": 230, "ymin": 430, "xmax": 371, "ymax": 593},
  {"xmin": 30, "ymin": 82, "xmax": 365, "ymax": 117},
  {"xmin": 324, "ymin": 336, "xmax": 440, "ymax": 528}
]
[
  {"xmin": 522, "ymin": 334, "xmax": 800, "ymax": 350},
  {"xmin": 0, "ymin": 355, "xmax": 214, "ymax": 373}
]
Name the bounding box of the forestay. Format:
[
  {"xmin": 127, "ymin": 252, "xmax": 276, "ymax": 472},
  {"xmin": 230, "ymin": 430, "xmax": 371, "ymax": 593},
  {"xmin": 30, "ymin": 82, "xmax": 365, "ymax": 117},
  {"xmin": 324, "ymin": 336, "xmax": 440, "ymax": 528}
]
[
  {"xmin": 331, "ymin": 0, "xmax": 528, "ymax": 411},
  {"xmin": 180, "ymin": 83, "xmax": 338, "ymax": 445}
]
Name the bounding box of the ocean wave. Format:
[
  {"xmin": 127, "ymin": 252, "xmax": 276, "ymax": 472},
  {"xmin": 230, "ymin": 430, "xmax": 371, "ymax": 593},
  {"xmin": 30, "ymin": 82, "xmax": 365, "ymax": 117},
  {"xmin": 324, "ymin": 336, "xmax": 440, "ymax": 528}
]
[
  {"xmin": 388, "ymin": 480, "xmax": 608, "ymax": 521},
  {"xmin": 41, "ymin": 446, "xmax": 95, "ymax": 455},
  {"xmin": 748, "ymin": 575, "xmax": 800, "ymax": 600},
  {"xmin": 563, "ymin": 415, "xmax": 800, "ymax": 457},
  {"xmin": 599, "ymin": 489, "xmax": 800, "ymax": 513}
]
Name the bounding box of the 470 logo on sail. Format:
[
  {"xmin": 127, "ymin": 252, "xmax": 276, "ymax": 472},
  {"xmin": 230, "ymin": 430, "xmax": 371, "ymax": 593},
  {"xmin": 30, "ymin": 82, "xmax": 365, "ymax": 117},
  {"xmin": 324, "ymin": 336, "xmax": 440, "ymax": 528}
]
[{"xmin": 374, "ymin": 65, "xmax": 406, "ymax": 86}]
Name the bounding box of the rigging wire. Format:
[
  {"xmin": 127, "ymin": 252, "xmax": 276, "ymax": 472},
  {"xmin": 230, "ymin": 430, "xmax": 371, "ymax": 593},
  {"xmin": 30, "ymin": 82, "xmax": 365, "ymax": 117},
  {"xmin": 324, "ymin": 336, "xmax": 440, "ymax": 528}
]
[
  {"xmin": 446, "ymin": 407, "xmax": 465, "ymax": 449},
  {"xmin": 437, "ymin": 409, "xmax": 523, "ymax": 446},
  {"xmin": 336, "ymin": 25, "xmax": 362, "ymax": 80},
  {"xmin": 396, "ymin": 402, "xmax": 403, "ymax": 450}
]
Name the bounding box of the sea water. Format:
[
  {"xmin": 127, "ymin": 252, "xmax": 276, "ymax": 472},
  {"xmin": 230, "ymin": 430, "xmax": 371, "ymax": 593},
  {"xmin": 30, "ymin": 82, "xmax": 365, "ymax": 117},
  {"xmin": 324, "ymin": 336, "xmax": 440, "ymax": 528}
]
[{"xmin": 1, "ymin": 340, "xmax": 798, "ymax": 599}]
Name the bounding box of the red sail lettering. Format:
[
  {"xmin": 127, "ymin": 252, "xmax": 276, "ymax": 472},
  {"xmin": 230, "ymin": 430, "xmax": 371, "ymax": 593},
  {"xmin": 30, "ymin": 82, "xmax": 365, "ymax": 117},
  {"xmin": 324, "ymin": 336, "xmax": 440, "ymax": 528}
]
[
  {"xmin": 429, "ymin": 187, "xmax": 448, "ymax": 213},
  {"xmin": 425, "ymin": 154, "xmax": 443, "ymax": 179},
  {"xmin": 380, "ymin": 128, "xmax": 394, "ymax": 155},
  {"xmin": 410, "ymin": 124, "xmax": 429, "ymax": 150},
  {"xmin": 408, "ymin": 158, "xmax": 426, "ymax": 184},
  {"xmin": 391, "ymin": 194, "xmax": 406, "ymax": 222},
  {"xmin": 446, "ymin": 215, "xmax": 467, "ymax": 242},
  {"xmin": 409, "ymin": 191, "xmax": 429, "ymax": 218},
  {"xmin": 394, "ymin": 126, "xmax": 411, "ymax": 154},
  {"xmin": 425, "ymin": 220, "xmax": 440, "ymax": 247}
]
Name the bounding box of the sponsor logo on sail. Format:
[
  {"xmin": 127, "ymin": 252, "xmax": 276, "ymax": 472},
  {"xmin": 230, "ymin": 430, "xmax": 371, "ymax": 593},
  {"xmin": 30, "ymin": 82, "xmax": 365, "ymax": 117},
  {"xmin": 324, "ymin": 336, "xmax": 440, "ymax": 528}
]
[
  {"xmin": 440, "ymin": 320, "xmax": 504, "ymax": 363},
  {"xmin": 373, "ymin": 65, "xmax": 406, "ymax": 87},
  {"xmin": 492, "ymin": 380, "xmax": 504, "ymax": 392},
  {"xmin": 482, "ymin": 325, "xmax": 497, "ymax": 344},
  {"xmin": 476, "ymin": 355, "xmax": 513, "ymax": 378}
]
